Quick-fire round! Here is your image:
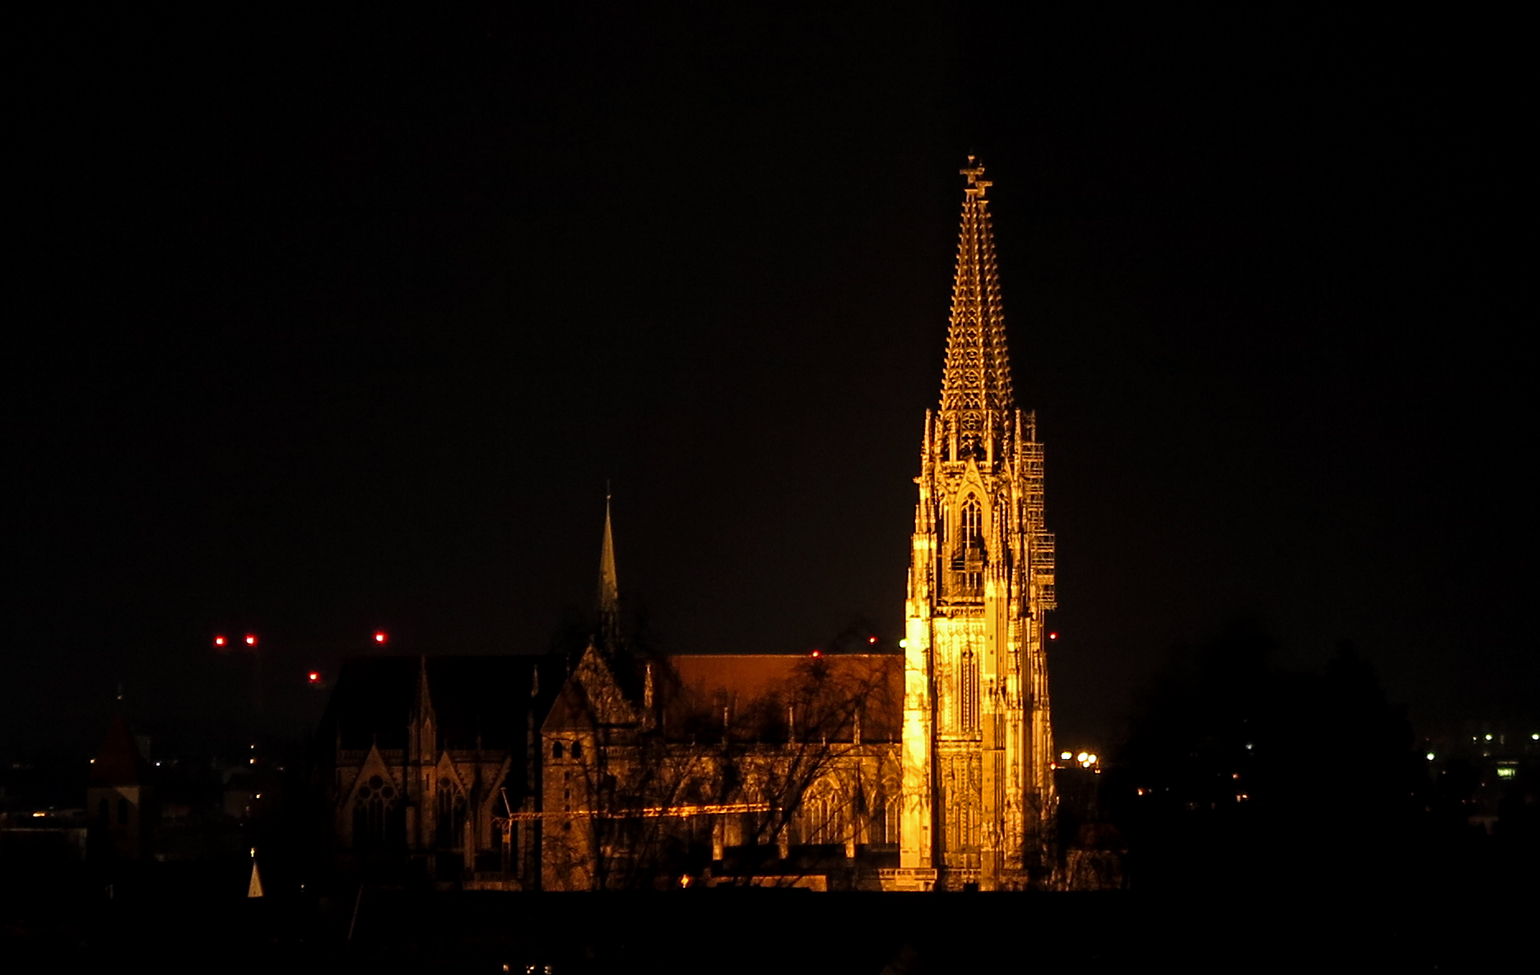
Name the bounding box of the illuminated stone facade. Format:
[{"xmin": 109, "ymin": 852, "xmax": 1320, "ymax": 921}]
[
  {"xmin": 891, "ymin": 159, "xmax": 1057, "ymax": 891},
  {"xmin": 322, "ymin": 161, "xmax": 1056, "ymax": 891},
  {"xmin": 538, "ymin": 502, "xmax": 904, "ymax": 890}
]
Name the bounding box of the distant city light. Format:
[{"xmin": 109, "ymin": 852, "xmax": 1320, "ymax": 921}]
[
  {"xmin": 32, "ymin": 811, "xmax": 44, "ymax": 818},
  {"xmin": 1533, "ymin": 733, "xmax": 1539, "ymax": 741},
  {"xmin": 374, "ymin": 631, "xmax": 388, "ymax": 644},
  {"xmin": 214, "ymin": 635, "xmax": 227, "ymax": 647},
  {"xmin": 1485, "ymin": 734, "xmax": 1493, "ymax": 741},
  {"xmin": 1426, "ymin": 752, "xmax": 1436, "ymax": 761},
  {"xmin": 1060, "ymin": 751, "xmax": 1072, "ymax": 761},
  {"xmin": 245, "ymin": 634, "xmax": 257, "ymax": 647}
]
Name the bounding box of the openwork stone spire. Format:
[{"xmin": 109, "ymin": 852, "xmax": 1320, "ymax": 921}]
[
  {"xmin": 940, "ymin": 157, "xmax": 1014, "ymax": 431},
  {"xmin": 894, "ymin": 159, "xmax": 1056, "ymax": 892}
]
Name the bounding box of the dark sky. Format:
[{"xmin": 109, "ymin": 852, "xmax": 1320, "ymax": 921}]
[{"xmin": 7, "ymin": 6, "xmax": 1531, "ymax": 757}]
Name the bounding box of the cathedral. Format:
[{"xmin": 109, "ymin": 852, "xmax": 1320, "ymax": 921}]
[{"xmin": 320, "ymin": 159, "xmax": 1057, "ymax": 891}]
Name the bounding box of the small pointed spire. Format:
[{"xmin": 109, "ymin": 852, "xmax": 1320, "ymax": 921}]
[
  {"xmin": 597, "ymin": 489, "xmax": 620, "ymax": 647},
  {"xmin": 247, "ymin": 859, "xmax": 264, "ymax": 898},
  {"xmin": 415, "ymin": 655, "xmax": 431, "ymax": 712}
]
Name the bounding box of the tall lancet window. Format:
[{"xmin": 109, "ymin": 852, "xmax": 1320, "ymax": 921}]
[
  {"xmin": 436, "ymin": 778, "xmax": 467, "ymax": 850},
  {"xmin": 961, "ymin": 497, "xmax": 983, "ymax": 553},
  {"xmin": 958, "ymin": 496, "xmax": 984, "ymax": 592},
  {"xmin": 960, "ymin": 647, "xmax": 979, "ymax": 733}
]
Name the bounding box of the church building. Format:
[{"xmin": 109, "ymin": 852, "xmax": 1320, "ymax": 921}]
[{"xmin": 320, "ymin": 159, "xmax": 1057, "ymax": 892}]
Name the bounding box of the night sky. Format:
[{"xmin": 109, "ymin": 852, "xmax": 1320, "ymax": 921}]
[{"xmin": 7, "ymin": 7, "xmax": 1530, "ymax": 758}]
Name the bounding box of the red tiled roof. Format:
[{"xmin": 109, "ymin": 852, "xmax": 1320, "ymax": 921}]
[
  {"xmin": 89, "ymin": 715, "xmax": 149, "ymax": 787},
  {"xmin": 664, "ymin": 653, "xmax": 902, "ymax": 742}
]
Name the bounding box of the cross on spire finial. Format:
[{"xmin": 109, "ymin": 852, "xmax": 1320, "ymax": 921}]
[
  {"xmin": 960, "ymin": 156, "xmax": 991, "ymax": 199},
  {"xmin": 940, "ymin": 157, "xmax": 1013, "ymax": 421}
]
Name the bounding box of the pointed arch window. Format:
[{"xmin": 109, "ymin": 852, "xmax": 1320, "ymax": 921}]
[
  {"xmin": 352, "ymin": 774, "xmax": 400, "ymax": 851},
  {"xmin": 953, "ymin": 496, "xmax": 985, "ymax": 593},
  {"xmin": 436, "ymin": 777, "xmax": 467, "ymax": 850},
  {"xmin": 960, "ymin": 497, "xmax": 984, "ymax": 555}
]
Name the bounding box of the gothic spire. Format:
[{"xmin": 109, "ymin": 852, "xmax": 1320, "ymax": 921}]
[
  {"xmin": 940, "ymin": 157, "xmax": 1014, "ymax": 426},
  {"xmin": 597, "ymin": 489, "xmax": 619, "ymax": 645}
]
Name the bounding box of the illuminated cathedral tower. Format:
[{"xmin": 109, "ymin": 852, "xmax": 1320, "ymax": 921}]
[{"xmin": 898, "ymin": 159, "xmax": 1057, "ymax": 890}]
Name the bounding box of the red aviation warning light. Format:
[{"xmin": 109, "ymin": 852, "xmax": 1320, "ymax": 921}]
[
  {"xmin": 373, "ymin": 631, "xmax": 388, "ymax": 645},
  {"xmin": 245, "ymin": 634, "xmax": 258, "ymax": 647},
  {"xmin": 1048, "ymin": 632, "xmax": 1059, "ymax": 641},
  {"xmin": 214, "ymin": 635, "xmax": 228, "ymax": 648},
  {"xmin": 307, "ymin": 671, "xmax": 321, "ymax": 684},
  {"xmin": 810, "ymin": 649, "xmax": 822, "ymax": 658},
  {"xmin": 867, "ymin": 635, "xmax": 878, "ymax": 644}
]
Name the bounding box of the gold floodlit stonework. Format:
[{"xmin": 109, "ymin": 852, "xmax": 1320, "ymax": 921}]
[
  {"xmin": 323, "ymin": 160, "xmax": 1057, "ymax": 891},
  {"xmin": 892, "ymin": 157, "xmax": 1057, "ymax": 891}
]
